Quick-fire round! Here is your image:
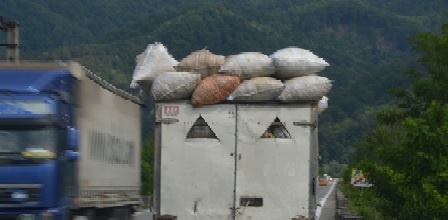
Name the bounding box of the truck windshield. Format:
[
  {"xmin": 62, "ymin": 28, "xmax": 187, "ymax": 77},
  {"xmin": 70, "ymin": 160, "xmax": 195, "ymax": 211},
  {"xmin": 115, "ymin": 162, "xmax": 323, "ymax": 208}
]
[
  {"xmin": 0, "ymin": 99, "xmax": 52, "ymax": 114},
  {"xmin": 0, "ymin": 127, "xmax": 57, "ymax": 161}
]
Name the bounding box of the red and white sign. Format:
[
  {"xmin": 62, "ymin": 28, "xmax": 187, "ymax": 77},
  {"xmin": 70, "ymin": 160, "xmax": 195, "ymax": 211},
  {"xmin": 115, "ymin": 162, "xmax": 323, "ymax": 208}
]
[
  {"xmin": 164, "ymin": 106, "xmax": 179, "ymax": 116},
  {"xmin": 351, "ymin": 169, "xmax": 373, "ymax": 187}
]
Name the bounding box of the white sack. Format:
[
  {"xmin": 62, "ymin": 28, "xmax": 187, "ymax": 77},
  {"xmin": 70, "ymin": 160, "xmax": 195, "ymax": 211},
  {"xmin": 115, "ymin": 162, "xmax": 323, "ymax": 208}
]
[
  {"xmin": 220, "ymin": 52, "xmax": 275, "ymax": 80},
  {"xmin": 131, "ymin": 42, "xmax": 178, "ymax": 89},
  {"xmin": 279, "ymin": 75, "xmax": 332, "ymax": 101},
  {"xmin": 270, "ymin": 47, "xmax": 329, "ymax": 79},
  {"xmin": 150, "ymin": 72, "xmax": 200, "ymax": 101},
  {"xmin": 230, "ymin": 77, "xmax": 284, "ymax": 101},
  {"xmin": 318, "ymin": 96, "xmax": 329, "ymax": 114}
]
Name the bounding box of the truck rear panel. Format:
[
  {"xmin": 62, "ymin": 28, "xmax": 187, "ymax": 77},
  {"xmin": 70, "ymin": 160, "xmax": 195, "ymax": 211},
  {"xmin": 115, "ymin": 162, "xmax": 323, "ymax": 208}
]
[{"xmin": 154, "ymin": 101, "xmax": 318, "ymax": 219}]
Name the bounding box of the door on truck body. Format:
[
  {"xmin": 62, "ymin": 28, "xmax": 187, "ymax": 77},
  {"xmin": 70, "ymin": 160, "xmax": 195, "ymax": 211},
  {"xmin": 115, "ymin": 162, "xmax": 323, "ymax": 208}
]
[
  {"xmin": 158, "ymin": 103, "xmax": 235, "ymax": 220},
  {"xmin": 235, "ymin": 104, "xmax": 316, "ymax": 220}
]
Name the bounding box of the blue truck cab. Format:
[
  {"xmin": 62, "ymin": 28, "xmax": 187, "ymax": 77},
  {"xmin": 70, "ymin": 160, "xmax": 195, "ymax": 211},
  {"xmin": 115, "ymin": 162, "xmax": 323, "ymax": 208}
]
[
  {"xmin": 0, "ymin": 62, "xmax": 142, "ymax": 220},
  {"xmin": 0, "ymin": 65, "xmax": 78, "ymax": 220}
]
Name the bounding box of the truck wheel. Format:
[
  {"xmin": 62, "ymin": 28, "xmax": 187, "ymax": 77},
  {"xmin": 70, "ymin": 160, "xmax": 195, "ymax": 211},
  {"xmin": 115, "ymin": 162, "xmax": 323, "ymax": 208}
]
[
  {"xmin": 112, "ymin": 207, "xmax": 131, "ymax": 220},
  {"xmin": 83, "ymin": 209, "xmax": 95, "ymax": 220},
  {"xmin": 70, "ymin": 209, "xmax": 96, "ymax": 220}
]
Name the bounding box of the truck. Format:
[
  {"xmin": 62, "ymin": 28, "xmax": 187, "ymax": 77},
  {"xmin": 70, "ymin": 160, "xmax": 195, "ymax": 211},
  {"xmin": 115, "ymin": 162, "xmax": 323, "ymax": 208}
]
[
  {"xmin": 152, "ymin": 101, "xmax": 320, "ymax": 220},
  {"xmin": 0, "ymin": 61, "xmax": 143, "ymax": 220}
]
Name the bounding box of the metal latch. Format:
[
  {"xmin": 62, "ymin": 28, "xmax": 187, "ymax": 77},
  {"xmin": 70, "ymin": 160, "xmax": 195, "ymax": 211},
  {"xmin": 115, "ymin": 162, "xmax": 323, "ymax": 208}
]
[
  {"xmin": 293, "ymin": 121, "xmax": 317, "ymax": 128},
  {"xmin": 156, "ymin": 118, "xmax": 179, "ymax": 124}
]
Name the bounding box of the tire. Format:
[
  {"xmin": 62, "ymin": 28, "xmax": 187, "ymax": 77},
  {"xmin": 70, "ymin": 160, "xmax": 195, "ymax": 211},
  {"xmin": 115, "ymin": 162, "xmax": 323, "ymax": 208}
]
[
  {"xmin": 111, "ymin": 207, "xmax": 131, "ymax": 220},
  {"xmin": 84, "ymin": 209, "xmax": 95, "ymax": 220},
  {"xmin": 71, "ymin": 209, "xmax": 95, "ymax": 220}
]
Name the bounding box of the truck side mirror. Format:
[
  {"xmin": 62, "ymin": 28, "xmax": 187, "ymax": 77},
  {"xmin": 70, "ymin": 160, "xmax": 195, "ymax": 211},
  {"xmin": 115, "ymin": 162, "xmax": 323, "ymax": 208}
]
[
  {"xmin": 68, "ymin": 127, "xmax": 79, "ymax": 149},
  {"xmin": 65, "ymin": 150, "xmax": 80, "ymax": 161}
]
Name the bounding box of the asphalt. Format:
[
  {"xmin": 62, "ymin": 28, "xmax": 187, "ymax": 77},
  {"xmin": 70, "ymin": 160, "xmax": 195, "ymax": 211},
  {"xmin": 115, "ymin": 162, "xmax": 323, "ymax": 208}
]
[{"xmin": 316, "ymin": 181, "xmax": 337, "ymax": 220}]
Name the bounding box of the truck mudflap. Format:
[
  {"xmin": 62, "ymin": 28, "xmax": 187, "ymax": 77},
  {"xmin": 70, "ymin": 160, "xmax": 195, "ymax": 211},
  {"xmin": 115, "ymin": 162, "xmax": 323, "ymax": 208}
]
[
  {"xmin": 153, "ymin": 214, "xmax": 177, "ymax": 220},
  {"xmin": 291, "ymin": 217, "xmax": 315, "ymax": 220}
]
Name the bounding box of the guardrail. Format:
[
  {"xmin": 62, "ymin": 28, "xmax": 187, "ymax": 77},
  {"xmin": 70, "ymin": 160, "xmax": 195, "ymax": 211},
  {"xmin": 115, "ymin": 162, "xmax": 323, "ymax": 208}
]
[{"xmin": 335, "ymin": 184, "xmax": 363, "ymax": 220}]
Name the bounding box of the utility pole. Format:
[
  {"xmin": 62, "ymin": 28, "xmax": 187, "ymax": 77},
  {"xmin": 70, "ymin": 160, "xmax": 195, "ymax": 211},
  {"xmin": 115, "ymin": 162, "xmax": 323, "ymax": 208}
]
[{"xmin": 0, "ymin": 16, "xmax": 20, "ymax": 62}]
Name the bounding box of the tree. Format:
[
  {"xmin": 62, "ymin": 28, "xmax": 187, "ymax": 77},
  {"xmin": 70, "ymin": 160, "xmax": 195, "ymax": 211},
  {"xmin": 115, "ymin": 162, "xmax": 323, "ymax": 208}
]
[
  {"xmin": 141, "ymin": 138, "xmax": 154, "ymax": 195},
  {"xmin": 395, "ymin": 14, "xmax": 448, "ymax": 117},
  {"xmin": 349, "ymin": 16, "xmax": 448, "ymax": 219}
]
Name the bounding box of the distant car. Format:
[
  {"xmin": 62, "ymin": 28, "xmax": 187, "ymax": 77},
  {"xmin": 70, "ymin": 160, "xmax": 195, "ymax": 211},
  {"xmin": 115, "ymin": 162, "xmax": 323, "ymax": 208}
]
[{"xmin": 319, "ymin": 177, "xmax": 328, "ymax": 186}]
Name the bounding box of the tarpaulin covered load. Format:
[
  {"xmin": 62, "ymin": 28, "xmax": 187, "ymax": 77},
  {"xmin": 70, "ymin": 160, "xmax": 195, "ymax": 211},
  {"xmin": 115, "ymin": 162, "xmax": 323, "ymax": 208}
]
[
  {"xmin": 131, "ymin": 42, "xmax": 178, "ymax": 89},
  {"xmin": 175, "ymin": 49, "xmax": 225, "ymax": 79},
  {"xmin": 220, "ymin": 52, "xmax": 275, "ymax": 80},
  {"xmin": 192, "ymin": 74, "xmax": 240, "ymax": 107},
  {"xmin": 270, "ymin": 47, "xmax": 329, "ymax": 79},
  {"xmin": 279, "ymin": 75, "xmax": 332, "ymax": 101},
  {"xmin": 230, "ymin": 77, "xmax": 284, "ymax": 101},
  {"xmin": 150, "ymin": 72, "xmax": 200, "ymax": 101}
]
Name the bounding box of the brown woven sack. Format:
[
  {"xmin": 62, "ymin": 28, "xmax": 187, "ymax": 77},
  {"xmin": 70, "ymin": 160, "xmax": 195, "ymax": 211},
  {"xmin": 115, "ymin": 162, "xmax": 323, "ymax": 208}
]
[
  {"xmin": 192, "ymin": 74, "xmax": 241, "ymax": 107},
  {"xmin": 176, "ymin": 49, "xmax": 225, "ymax": 78}
]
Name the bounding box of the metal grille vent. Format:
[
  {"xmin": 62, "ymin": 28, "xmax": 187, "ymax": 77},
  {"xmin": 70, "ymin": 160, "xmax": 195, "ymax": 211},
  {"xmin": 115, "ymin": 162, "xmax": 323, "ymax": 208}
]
[{"xmin": 0, "ymin": 186, "xmax": 40, "ymax": 206}]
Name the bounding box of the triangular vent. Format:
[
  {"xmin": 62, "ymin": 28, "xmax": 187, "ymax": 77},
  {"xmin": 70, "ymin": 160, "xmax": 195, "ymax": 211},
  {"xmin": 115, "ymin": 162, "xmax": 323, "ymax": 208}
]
[
  {"xmin": 260, "ymin": 117, "xmax": 291, "ymax": 139},
  {"xmin": 186, "ymin": 115, "xmax": 219, "ymax": 140}
]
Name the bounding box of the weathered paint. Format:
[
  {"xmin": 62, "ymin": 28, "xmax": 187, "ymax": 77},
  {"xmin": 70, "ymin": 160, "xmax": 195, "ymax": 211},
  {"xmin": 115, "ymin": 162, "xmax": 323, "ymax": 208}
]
[
  {"xmin": 158, "ymin": 102, "xmax": 235, "ymax": 219},
  {"xmin": 236, "ymin": 104, "xmax": 317, "ymax": 219},
  {"xmin": 75, "ymin": 67, "xmax": 142, "ymax": 205},
  {"xmin": 155, "ymin": 101, "xmax": 318, "ymax": 219}
]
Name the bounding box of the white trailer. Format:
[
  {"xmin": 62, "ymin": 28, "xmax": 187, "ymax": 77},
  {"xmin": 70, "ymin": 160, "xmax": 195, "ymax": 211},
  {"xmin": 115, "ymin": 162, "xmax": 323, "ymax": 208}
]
[
  {"xmin": 72, "ymin": 63, "xmax": 142, "ymax": 210},
  {"xmin": 153, "ymin": 101, "xmax": 319, "ymax": 219}
]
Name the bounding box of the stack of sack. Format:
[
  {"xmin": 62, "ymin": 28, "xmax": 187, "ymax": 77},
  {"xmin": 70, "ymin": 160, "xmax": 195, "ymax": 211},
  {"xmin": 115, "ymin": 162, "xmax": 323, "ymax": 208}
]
[
  {"xmin": 224, "ymin": 48, "xmax": 332, "ymax": 102},
  {"xmin": 130, "ymin": 43, "xmax": 205, "ymax": 101},
  {"xmin": 130, "ymin": 43, "xmax": 333, "ymax": 107},
  {"xmin": 174, "ymin": 49, "xmax": 241, "ymax": 106},
  {"xmin": 270, "ymin": 47, "xmax": 332, "ymax": 102},
  {"xmin": 221, "ymin": 52, "xmax": 283, "ymax": 102}
]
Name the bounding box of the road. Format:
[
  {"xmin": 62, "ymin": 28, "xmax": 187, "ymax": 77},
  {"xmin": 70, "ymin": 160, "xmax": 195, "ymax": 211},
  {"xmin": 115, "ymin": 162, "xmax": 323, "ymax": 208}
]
[
  {"xmin": 316, "ymin": 180, "xmax": 337, "ymax": 220},
  {"xmin": 131, "ymin": 182, "xmax": 338, "ymax": 220}
]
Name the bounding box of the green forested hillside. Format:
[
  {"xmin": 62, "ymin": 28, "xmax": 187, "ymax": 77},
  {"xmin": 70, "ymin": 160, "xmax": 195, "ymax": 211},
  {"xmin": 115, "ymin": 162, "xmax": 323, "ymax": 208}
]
[
  {"xmin": 1, "ymin": 0, "xmax": 448, "ymax": 167},
  {"xmin": 342, "ymin": 21, "xmax": 448, "ymax": 218}
]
